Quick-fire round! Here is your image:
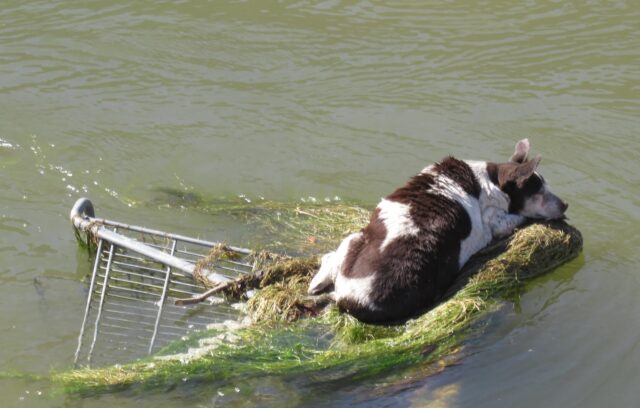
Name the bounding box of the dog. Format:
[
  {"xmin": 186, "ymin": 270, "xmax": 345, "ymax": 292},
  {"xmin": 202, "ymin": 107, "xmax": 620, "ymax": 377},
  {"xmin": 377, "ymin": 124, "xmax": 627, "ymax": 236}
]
[{"xmin": 307, "ymin": 139, "xmax": 568, "ymax": 323}]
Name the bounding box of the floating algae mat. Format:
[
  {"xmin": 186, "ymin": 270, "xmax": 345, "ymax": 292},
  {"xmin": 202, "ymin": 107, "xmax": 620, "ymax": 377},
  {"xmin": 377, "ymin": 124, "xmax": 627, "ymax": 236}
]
[
  {"xmin": 57, "ymin": 198, "xmax": 582, "ymax": 394},
  {"xmin": 151, "ymin": 188, "xmax": 371, "ymax": 254}
]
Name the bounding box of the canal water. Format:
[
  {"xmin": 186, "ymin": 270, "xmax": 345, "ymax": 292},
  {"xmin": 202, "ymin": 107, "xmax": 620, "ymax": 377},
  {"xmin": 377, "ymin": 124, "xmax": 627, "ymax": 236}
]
[{"xmin": 1, "ymin": 1, "xmax": 638, "ymax": 406}]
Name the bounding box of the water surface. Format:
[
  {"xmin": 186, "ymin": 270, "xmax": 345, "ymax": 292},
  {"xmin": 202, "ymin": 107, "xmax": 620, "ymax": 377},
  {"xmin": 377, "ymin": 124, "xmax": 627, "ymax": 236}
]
[{"xmin": 1, "ymin": 1, "xmax": 639, "ymax": 407}]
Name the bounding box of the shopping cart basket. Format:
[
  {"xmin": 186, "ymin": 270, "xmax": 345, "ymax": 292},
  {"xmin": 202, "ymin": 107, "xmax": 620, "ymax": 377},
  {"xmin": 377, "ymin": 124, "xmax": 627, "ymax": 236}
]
[{"xmin": 70, "ymin": 198, "xmax": 254, "ymax": 367}]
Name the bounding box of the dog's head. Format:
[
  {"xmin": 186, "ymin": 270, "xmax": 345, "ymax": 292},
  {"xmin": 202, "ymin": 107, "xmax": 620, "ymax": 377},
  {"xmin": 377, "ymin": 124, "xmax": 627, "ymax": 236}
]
[{"xmin": 492, "ymin": 139, "xmax": 568, "ymax": 220}]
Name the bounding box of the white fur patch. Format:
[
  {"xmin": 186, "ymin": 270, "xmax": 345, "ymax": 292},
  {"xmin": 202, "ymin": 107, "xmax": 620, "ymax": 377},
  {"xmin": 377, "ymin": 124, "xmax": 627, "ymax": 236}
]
[
  {"xmin": 466, "ymin": 160, "xmax": 510, "ymax": 211},
  {"xmin": 308, "ymin": 232, "xmax": 361, "ymax": 295},
  {"xmin": 335, "ymin": 274, "xmax": 379, "ymax": 310},
  {"xmin": 432, "ymin": 172, "xmax": 489, "ymax": 268},
  {"xmin": 466, "ymin": 160, "xmax": 519, "ymax": 241},
  {"xmin": 420, "ymin": 164, "xmax": 435, "ymax": 174},
  {"xmin": 377, "ymin": 199, "xmax": 420, "ymax": 251}
]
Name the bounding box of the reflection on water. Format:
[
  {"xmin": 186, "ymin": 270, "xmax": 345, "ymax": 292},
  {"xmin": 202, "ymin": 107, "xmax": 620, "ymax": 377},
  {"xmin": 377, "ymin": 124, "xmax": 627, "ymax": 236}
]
[{"xmin": 0, "ymin": 1, "xmax": 639, "ymax": 406}]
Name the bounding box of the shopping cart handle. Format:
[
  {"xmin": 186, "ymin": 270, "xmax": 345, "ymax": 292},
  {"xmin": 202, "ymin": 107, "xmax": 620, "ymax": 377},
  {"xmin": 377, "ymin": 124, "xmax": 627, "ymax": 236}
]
[
  {"xmin": 70, "ymin": 197, "xmax": 96, "ymax": 221},
  {"xmin": 69, "ymin": 197, "xmax": 235, "ymax": 283}
]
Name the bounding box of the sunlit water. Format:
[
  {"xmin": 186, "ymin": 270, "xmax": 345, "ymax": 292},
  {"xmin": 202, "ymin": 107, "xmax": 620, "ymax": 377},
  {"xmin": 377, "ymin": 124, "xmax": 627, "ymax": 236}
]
[{"xmin": 1, "ymin": 1, "xmax": 639, "ymax": 407}]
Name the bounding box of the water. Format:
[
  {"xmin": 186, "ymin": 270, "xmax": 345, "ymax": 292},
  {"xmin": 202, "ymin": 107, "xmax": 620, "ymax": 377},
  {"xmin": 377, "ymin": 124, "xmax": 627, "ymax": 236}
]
[{"xmin": 1, "ymin": 1, "xmax": 639, "ymax": 406}]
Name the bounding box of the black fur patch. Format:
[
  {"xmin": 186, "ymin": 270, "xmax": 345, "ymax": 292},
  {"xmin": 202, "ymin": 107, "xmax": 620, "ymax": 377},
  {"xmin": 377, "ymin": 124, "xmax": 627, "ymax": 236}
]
[
  {"xmin": 506, "ymin": 173, "xmax": 543, "ymax": 213},
  {"xmin": 433, "ymin": 157, "xmax": 481, "ymax": 198},
  {"xmin": 487, "ymin": 160, "xmax": 544, "ymax": 214},
  {"xmin": 486, "ymin": 162, "xmax": 500, "ymax": 187}
]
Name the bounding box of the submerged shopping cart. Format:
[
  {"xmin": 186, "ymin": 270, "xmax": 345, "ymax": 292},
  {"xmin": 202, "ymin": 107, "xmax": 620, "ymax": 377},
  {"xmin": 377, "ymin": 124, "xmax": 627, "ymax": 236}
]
[{"xmin": 70, "ymin": 198, "xmax": 255, "ymax": 367}]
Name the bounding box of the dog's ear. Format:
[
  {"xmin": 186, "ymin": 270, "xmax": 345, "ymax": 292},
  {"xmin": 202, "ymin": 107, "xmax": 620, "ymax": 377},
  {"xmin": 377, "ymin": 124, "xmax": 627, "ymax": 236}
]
[
  {"xmin": 515, "ymin": 155, "xmax": 541, "ymax": 184},
  {"xmin": 510, "ymin": 139, "xmax": 530, "ymax": 164}
]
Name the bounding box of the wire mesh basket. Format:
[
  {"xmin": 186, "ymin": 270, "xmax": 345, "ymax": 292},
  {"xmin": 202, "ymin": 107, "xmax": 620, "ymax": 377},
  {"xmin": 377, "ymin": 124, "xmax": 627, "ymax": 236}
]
[{"xmin": 70, "ymin": 198, "xmax": 254, "ymax": 367}]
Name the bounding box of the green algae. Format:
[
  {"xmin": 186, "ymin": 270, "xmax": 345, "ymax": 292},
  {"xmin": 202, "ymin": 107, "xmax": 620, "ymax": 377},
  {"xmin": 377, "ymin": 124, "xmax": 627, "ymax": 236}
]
[{"xmin": 152, "ymin": 189, "xmax": 371, "ymax": 254}]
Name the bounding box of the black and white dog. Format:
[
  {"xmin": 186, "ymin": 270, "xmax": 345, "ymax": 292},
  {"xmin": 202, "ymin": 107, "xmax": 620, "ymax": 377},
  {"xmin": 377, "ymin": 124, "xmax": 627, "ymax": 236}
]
[{"xmin": 308, "ymin": 139, "xmax": 568, "ymax": 323}]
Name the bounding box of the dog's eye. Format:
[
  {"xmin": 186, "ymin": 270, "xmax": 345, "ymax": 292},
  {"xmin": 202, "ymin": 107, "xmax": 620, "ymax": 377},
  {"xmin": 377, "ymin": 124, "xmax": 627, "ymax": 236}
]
[{"xmin": 522, "ymin": 175, "xmax": 543, "ymax": 195}]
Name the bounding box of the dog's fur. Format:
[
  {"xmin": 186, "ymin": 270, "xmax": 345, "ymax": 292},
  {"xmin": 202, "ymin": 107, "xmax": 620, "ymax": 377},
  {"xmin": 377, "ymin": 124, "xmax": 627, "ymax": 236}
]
[{"xmin": 308, "ymin": 139, "xmax": 568, "ymax": 323}]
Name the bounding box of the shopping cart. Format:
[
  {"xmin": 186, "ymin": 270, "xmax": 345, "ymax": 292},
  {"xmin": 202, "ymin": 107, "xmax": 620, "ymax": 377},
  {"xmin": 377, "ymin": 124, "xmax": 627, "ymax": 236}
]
[{"xmin": 70, "ymin": 198, "xmax": 254, "ymax": 367}]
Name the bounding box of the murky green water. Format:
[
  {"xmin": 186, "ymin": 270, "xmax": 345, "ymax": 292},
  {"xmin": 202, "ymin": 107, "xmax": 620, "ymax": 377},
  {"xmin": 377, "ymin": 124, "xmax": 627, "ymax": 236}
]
[{"xmin": 1, "ymin": 1, "xmax": 639, "ymax": 406}]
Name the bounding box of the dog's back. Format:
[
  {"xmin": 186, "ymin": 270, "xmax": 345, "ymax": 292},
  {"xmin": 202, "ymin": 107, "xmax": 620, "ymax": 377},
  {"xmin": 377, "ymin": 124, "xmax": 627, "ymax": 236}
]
[{"xmin": 335, "ymin": 157, "xmax": 482, "ymax": 322}]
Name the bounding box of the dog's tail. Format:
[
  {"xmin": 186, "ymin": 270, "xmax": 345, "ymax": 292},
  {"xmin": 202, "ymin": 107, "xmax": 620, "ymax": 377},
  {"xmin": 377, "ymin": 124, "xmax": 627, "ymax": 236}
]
[
  {"xmin": 308, "ymin": 252, "xmax": 337, "ymax": 295},
  {"xmin": 308, "ymin": 231, "xmax": 363, "ymax": 295}
]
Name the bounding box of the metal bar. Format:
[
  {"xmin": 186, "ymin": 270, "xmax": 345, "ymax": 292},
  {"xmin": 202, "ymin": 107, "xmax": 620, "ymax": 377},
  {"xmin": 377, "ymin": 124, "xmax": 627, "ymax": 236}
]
[
  {"xmin": 103, "ymin": 308, "xmax": 156, "ymax": 319},
  {"xmin": 169, "ymin": 270, "xmax": 197, "ymax": 279},
  {"xmin": 172, "ymin": 249, "xmax": 207, "ymax": 261},
  {"xmin": 92, "ymin": 291, "xmax": 158, "ymax": 306},
  {"xmin": 162, "ymin": 311, "xmax": 227, "ymax": 323},
  {"xmin": 102, "ymin": 317, "xmax": 157, "ymax": 331},
  {"xmin": 96, "ymin": 262, "xmax": 213, "ymax": 292},
  {"xmin": 101, "ymin": 320, "xmax": 185, "ymax": 337},
  {"xmin": 97, "ymin": 278, "xmax": 200, "ymax": 298},
  {"xmin": 109, "ymin": 260, "xmax": 173, "ymax": 278},
  {"xmin": 102, "ymin": 228, "xmax": 200, "ymax": 275},
  {"xmin": 70, "ymin": 198, "xmax": 251, "ymax": 254},
  {"xmin": 166, "ymin": 286, "xmax": 211, "ymax": 297},
  {"xmin": 99, "ymin": 326, "xmax": 155, "ymax": 342},
  {"xmin": 102, "ymin": 312, "xmax": 186, "ymax": 333},
  {"xmin": 70, "ymin": 198, "xmax": 254, "ymax": 284},
  {"xmin": 92, "ymin": 218, "xmax": 251, "ymax": 254},
  {"xmin": 101, "ymin": 305, "xmax": 224, "ymax": 326},
  {"xmin": 73, "ymin": 239, "xmax": 104, "ymax": 367},
  {"xmin": 98, "ymin": 281, "xmax": 162, "ymax": 298},
  {"xmin": 109, "ymin": 247, "xmax": 248, "ymax": 278},
  {"xmin": 171, "ymin": 305, "xmax": 220, "ymax": 316},
  {"xmin": 162, "ymin": 279, "xmax": 204, "ymax": 291},
  {"xmin": 97, "ymin": 275, "xmax": 198, "ymax": 296},
  {"xmin": 87, "ymin": 239, "xmax": 116, "ymax": 366},
  {"xmin": 108, "ymin": 251, "xmax": 165, "ymax": 266},
  {"xmin": 134, "ymin": 241, "xmax": 179, "ymax": 254},
  {"xmin": 105, "ymin": 300, "xmax": 159, "ymax": 314},
  {"xmin": 101, "ymin": 332, "xmax": 167, "ymax": 345},
  {"xmin": 103, "ymin": 266, "xmax": 166, "ymax": 282},
  {"xmin": 104, "ymin": 275, "xmax": 167, "ymax": 293},
  {"xmin": 149, "ymin": 240, "xmax": 176, "ymax": 354}
]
